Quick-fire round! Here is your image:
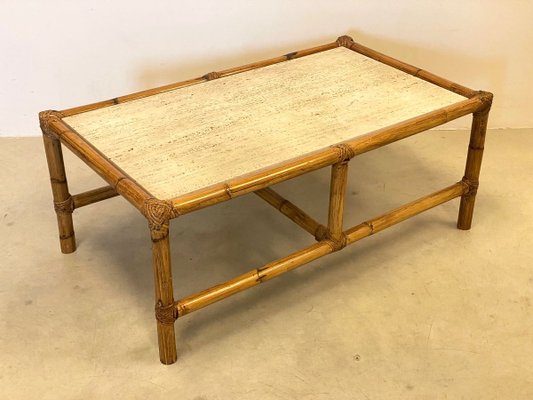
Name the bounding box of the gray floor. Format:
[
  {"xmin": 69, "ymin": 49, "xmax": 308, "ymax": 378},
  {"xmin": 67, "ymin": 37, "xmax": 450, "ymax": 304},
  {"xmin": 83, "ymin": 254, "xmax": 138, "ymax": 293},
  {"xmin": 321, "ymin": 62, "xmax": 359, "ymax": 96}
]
[{"xmin": 1, "ymin": 129, "xmax": 532, "ymax": 399}]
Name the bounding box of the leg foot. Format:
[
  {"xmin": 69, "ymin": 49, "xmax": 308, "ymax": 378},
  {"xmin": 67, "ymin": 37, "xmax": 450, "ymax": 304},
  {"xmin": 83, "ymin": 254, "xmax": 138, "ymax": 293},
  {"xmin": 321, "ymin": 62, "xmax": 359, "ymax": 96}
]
[
  {"xmin": 457, "ymin": 185, "xmax": 477, "ymax": 230},
  {"xmin": 157, "ymin": 322, "xmax": 177, "ymax": 364}
]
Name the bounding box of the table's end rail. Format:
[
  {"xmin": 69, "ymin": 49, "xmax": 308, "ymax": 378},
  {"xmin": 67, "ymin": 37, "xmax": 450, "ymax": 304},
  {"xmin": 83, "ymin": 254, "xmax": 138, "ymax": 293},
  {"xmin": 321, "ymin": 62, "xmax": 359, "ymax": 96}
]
[{"xmin": 336, "ymin": 35, "xmax": 478, "ymax": 98}]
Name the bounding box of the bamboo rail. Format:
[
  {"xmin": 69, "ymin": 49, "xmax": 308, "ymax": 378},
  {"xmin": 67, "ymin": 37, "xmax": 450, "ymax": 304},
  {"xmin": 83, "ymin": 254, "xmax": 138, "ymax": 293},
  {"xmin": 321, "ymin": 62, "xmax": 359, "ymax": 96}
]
[
  {"xmin": 59, "ymin": 35, "xmax": 479, "ymax": 118},
  {"xmin": 338, "ymin": 36, "xmax": 477, "ymax": 98},
  {"xmin": 254, "ymin": 187, "xmax": 327, "ymax": 240},
  {"xmin": 176, "ymin": 241, "xmax": 333, "ymax": 317},
  {"xmin": 60, "ymin": 43, "xmax": 338, "ymax": 117},
  {"xmin": 174, "ymin": 181, "xmax": 468, "ymax": 318},
  {"xmin": 346, "ymin": 182, "xmax": 468, "ymax": 243}
]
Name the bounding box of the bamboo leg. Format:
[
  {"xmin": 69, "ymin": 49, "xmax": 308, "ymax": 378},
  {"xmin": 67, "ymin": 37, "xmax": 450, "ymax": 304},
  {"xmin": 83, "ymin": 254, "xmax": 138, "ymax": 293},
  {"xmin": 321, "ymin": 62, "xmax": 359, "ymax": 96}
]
[
  {"xmin": 327, "ymin": 161, "xmax": 349, "ymax": 246},
  {"xmin": 42, "ymin": 133, "xmax": 76, "ymax": 253},
  {"xmin": 150, "ymin": 219, "xmax": 177, "ymax": 365},
  {"xmin": 457, "ymin": 95, "xmax": 492, "ymax": 230}
]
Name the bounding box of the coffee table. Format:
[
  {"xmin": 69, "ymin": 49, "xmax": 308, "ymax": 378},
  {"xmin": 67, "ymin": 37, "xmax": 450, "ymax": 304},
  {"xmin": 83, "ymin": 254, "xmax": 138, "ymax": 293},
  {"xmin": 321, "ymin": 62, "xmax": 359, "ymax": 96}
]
[{"xmin": 40, "ymin": 35, "xmax": 493, "ymax": 364}]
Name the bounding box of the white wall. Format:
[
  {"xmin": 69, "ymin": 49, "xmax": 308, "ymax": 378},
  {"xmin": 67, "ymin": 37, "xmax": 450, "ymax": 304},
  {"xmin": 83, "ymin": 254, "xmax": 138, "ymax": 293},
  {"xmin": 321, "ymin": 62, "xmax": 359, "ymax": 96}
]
[{"xmin": 1, "ymin": 0, "xmax": 531, "ymax": 137}]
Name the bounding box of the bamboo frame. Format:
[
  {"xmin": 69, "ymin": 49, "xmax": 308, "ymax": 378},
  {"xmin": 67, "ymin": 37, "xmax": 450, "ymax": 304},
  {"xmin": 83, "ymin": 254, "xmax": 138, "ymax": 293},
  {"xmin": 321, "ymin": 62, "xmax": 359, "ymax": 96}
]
[{"xmin": 40, "ymin": 35, "xmax": 493, "ymax": 364}]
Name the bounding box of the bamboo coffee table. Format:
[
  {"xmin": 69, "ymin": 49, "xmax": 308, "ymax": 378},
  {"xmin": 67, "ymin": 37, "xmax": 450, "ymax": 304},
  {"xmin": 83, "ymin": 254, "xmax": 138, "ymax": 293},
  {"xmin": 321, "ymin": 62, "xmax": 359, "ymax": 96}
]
[{"xmin": 40, "ymin": 35, "xmax": 493, "ymax": 364}]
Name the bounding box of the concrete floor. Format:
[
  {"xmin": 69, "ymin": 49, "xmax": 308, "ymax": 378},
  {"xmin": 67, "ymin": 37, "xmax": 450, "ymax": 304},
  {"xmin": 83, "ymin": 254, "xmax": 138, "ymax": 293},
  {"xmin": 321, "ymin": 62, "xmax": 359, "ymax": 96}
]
[{"xmin": 1, "ymin": 129, "xmax": 532, "ymax": 399}]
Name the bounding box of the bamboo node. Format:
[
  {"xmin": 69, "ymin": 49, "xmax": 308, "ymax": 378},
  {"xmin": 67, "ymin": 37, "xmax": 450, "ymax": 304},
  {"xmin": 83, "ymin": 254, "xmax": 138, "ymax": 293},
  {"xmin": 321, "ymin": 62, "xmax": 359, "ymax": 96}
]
[
  {"xmin": 114, "ymin": 176, "xmax": 127, "ymax": 191},
  {"xmin": 223, "ymin": 183, "xmax": 233, "ymax": 199},
  {"xmin": 175, "ymin": 302, "xmax": 187, "ymax": 317},
  {"xmin": 285, "ymin": 51, "xmax": 297, "ymax": 60},
  {"xmin": 336, "ymin": 35, "xmax": 354, "ymax": 48},
  {"xmin": 203, "ymin": 71, "xmax": 221, "ymax": 81},
  {"xmin": 469, "ymin": 144, "xmax": 484, "ymax": 151},
  {"xmin": 333, "ymin": 143, "xmax": 355, "ymax": 161},
  {"xmin": 255, "ymin": 267, "xmax": 267, "ymax": 283},
  {"xmin": 50, "ymin": 177, "xmax": 67, "ymax": 184},
  {"xmin": 155, "ymin": 301, "xmax": 177, "ymax": 325},
  {"xmin": 54, "ymin": 196, "xmax": 74, "ymax": 214},
  {"xmin": 363, "ymin": 221, "xmax": 375, "ymax": 234},
  {"xmin": 461, "ymin": 177, "xmax": 479, "ymax": 196},
  {"xmin": 39, "ymin": 110, "xmax": 64, "ymax": 137}
]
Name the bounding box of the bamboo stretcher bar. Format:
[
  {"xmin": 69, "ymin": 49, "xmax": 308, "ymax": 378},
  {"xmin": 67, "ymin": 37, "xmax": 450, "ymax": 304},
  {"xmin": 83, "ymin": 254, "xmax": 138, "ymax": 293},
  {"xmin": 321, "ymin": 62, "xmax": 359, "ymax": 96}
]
[
  {"xmin": 171, "ymin": 95, "xmax": 483, "ymax": 216},
  {"xmin": 176, "ymin": 241, "xmax": 333, "ymax": 317},
  {"xmin": 60, "ymin": 43, "xmax": 338, "ymax": 117},
  {"xmin": 174, "ymin": 181, "xmax": 468, "ymax": 317},
  {"xmin": 254, "ymin": 187, "xmax": 327, "ymax": 240},
  {"xmin": 72, "ymin": 185, "xmax": 118, "ymax": 209},
  {"xmin": 345, "ymin": 181, "xmax": 467, "ymax": 243}
]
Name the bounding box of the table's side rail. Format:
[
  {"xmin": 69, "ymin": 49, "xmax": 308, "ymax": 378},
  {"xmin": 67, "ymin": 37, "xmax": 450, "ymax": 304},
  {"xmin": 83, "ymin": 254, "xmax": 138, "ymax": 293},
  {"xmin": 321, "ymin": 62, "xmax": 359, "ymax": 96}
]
[
  {"xmin": 40, "ymin": 111, "xmax": 153, "ymax": 214},
  {"xmin": 171, "ymin": 93, "xmax": 489, "ymax": 216},
  {"xmin": 337, "ymin": 35, "xmax": 477, "ymax": 98},
  {"xmin": 59, "ymin": 42, "xmax": 339, "ymax": 117}
]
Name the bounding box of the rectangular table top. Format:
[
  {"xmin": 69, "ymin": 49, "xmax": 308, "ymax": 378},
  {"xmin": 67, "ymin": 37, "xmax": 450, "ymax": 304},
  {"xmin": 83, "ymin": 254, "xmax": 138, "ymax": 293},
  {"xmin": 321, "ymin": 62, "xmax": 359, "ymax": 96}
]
[{"xmin": 63, "ymin": 46, "xmax": 465, "ymax": 200}]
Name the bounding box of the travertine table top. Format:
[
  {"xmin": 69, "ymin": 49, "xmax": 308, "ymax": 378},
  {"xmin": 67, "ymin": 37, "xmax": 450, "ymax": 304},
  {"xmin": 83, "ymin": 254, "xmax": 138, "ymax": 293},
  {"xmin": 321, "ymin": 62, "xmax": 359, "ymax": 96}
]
[{"xmin": 64, "ymin": 47, "xmax": 465, "ymax": 200}]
